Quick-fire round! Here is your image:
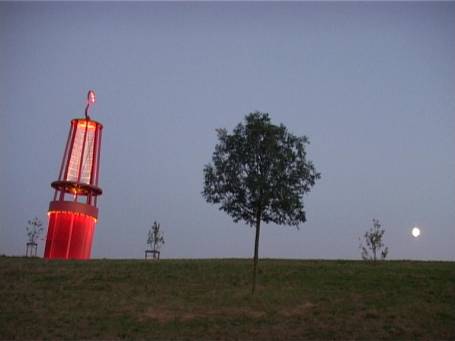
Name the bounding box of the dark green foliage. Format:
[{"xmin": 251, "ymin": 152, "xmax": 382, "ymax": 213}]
[
  {"xmin": 203, "ymin": 112, "xmax": 320, "ymax": 227},
  {"xmin": 26, "ymin": 217, "xmax": 43, "ymax": 244},
  {"xmin": 202, "ymin": 112, "xmax": 320, "ymax": 293},
  {"xmin": 360, "ymin": 218, "xmax": 389, "ymax": 262}
]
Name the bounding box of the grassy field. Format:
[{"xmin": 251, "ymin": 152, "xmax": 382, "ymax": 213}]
[{"xmin": 1, "ymin": 257, "xmax": 454, "ymax": 340}]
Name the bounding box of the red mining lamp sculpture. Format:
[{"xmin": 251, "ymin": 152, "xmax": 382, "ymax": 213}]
[{"xmin": 44, "ymin": 90, "xmax": 103, "ymax": 259}]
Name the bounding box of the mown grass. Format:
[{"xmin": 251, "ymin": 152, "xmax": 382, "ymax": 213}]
[{"xmin": 0, "ymin": 257, "xmax": 454, "ymax": 339}]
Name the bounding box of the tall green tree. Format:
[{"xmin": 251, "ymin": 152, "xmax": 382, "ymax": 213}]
[{"xmin": 202, "ymin": 112, "xmax": 320, "ymax": 294}]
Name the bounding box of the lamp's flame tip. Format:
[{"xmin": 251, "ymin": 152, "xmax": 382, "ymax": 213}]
[{"xmin": 87, "ymin": 90, "xmax": 96, "ymax": 104}]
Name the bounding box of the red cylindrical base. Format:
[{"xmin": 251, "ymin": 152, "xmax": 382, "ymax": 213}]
[{"xmin": 44, "ymin": 208, "xmax": 97, "ymax": 260}]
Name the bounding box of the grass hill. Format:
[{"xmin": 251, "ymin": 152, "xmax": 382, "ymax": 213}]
[{"xmin": 1, "ymin": 257, "xmax": 454, "ymax": 339}]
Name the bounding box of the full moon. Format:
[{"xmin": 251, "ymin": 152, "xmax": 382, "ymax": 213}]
[{"xmin": 412, "ymin": 227, "xmax": 421, "ymax": 238}]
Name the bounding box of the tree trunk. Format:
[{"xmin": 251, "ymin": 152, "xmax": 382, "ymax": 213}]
[{"xmin": 252, "ymin": 212, "xmax": 261, "ymax": 295}]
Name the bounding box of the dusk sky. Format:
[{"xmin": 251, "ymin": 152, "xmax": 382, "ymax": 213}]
[{"xmin": 1, "ymin": 2, "xmax": 454, "ymax": 260}]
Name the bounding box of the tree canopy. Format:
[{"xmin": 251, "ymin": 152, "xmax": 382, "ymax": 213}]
[
  {"xmin": 26, "ymin": 217, "xmax": 43, "ymax": 245},
  {"xmin": 147, "ymin": 221, "xmax": 165, "ymax": 253},
  {"xmin": 203, "ymin": 112, "xmax": 320, "ymax": 227}
]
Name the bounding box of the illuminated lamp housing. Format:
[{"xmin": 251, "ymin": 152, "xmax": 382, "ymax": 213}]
[{"xmin": 44, "ymin": 91, "xmax": 103, "ymax": 259}]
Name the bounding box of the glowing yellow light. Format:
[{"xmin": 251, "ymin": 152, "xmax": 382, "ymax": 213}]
[
  {"xmin": 77, "ymin": 121, "xmax": 96, "ymax": 130},
  {"xmin": 48, "ymin": 210, "xmax": 97, "ymax": 222}
]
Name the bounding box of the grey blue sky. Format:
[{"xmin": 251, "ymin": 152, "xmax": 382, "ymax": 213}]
[{"xmin": 1, "ymin": 2, "xmax": 454, "ymax": 260}]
